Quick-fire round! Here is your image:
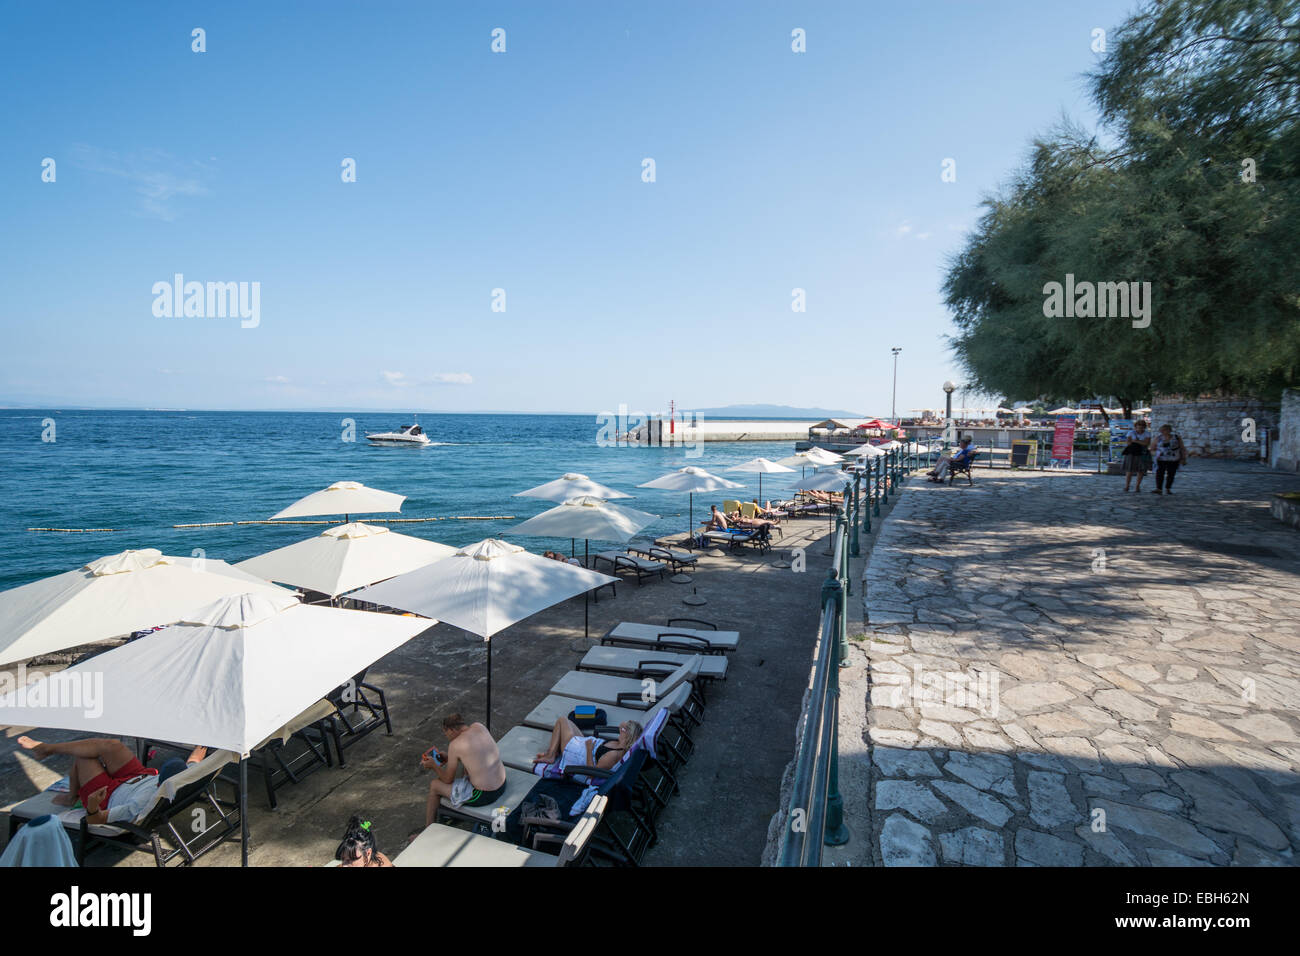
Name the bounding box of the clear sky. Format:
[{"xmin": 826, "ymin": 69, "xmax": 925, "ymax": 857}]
[{"xmin": 0, "ymin": 0, "xmax": 1138, "ymax": 416}]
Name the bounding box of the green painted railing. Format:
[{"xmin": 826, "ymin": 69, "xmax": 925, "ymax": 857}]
[{"xmin": 779, "ymin": 451, "xmax": 910, "ymax": 866}]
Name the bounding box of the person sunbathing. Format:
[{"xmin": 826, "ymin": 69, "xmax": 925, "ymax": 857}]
[
  {"xmin": 533, "ymin": 716, "xmax": 643, "ymax": 772},
  {"xmin": 419, "ymin": 713, "xmax": 508, "ymax": 826},
  {"xmin": 727, "ymin": 510, "xmax": 777, "ymax": 530},
  {"xmin": 17, "ymin": 735, "xmax": 205, "ymax": 825},
  {"xmin": 752, "ymin": 500, "xmax": 784, "ymax": 519},
  {"xmin": 334, "ymin": 815, "xmax": 393, "ymax": 867}
]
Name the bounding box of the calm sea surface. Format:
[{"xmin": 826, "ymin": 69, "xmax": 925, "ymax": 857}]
[{"xmin": 0, "ymin": 410, "xmax": 806, "ymax": 590}]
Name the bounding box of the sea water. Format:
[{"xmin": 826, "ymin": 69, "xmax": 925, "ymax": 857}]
[{"xmin": 0, "ymin": 410, "xmax": 801, "ymax": 589}]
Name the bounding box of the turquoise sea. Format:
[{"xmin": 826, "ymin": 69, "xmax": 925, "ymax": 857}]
[{"xmin": 0, "ymin": 410, "xmax": 808, "ymax": 590}]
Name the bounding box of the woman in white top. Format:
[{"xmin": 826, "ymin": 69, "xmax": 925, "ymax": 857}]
[{"xmin": 1152, "ymin": 424, "xmax": 1187, "ymax": 494}]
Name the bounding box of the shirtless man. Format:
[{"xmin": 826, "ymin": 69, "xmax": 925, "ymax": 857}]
[
  {"xmin": 18, "ymin": 735, "xmax": 205, "ymax": 826},
  {"xmin": 420, "ymin": 713, "xmax": 507, "ymax": 826}
]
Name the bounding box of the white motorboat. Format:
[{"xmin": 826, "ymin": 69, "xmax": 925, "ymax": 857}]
[{"xmin": 365, "ymin": 422, "xmax": 431, "ymax": 446}]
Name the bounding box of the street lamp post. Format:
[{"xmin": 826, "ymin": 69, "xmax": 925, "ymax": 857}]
[
  {"xmin": 943, "ymin": 380, "xmax": 956, "ymax": 453},
  {"xmin": 890, "ymin": 347, "xmax": 902, "ymax": 422}
]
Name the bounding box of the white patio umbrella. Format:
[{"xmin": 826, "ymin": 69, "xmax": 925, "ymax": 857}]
[
  {"xmin": 0, "ymin": 549, "xmax": 293, "ymax": 667},
  {"xmin": 637, "ymin": 466, "xmax": 744, "ymax": 538},
  {"xmin": 789, "ymin": 470, "xmax": 854, "ymax": 535},
  {"xmin": 236, "ymin": 522, "xmax": 457, "ymax": 599},
  {"xmin": 270, "ymin": 481, "xmax": 405, "ymax": 522},
  {"xmin": 512, "ymin": 473, "xmax": 632, "ymax": 503},
  {"xmin": 505, "ymin": 496, "xmax": 659, "ymax": 624},
  {"xmin": 1047, "ymin": 407, "xmax": 1077, "ymax": 415},
  {"xmin": 349, "ymin": 539, "xmax": 617, "ymax": 729},
  {"xmin": 0, "ymin": 591, "xmax": 432, "ymax": 864},
  {"xmin": 803, "ymin": 447, "xmax": 845, "ymax": 465},
  {"xmin": 725, "ymin": 458, "xmax": 795, "ymax": 504},
  {"xmin": 845, "ymin": 443, "xmax": 884, "ymax": 458}
]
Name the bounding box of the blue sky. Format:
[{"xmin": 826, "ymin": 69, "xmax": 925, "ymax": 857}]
[{"xmin": 0, "ymin": 0, "xmax": 1137, "ymax": 416}]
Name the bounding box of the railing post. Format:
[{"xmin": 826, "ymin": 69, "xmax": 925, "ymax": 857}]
[
  {"xmin": 850, "ymin": 474, "xmax": 861, "ymax": 557},
  {"xmin": 882, "ymin": 452, "xmax": 890, "ymax": 505},
  {"xmin": 873, "ymin": 457, "xmax": 881, "ymax": 517},
  {"xmin": 823, "ymin": 562, "xmax": 850, "ymax": 847}
]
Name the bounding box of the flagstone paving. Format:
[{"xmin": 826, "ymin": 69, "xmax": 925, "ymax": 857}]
[{"xmin": 838, "ymin": 461, "xmax": 1300, "ymax": 866}]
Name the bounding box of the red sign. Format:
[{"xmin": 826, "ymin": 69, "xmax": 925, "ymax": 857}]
[{"xmin": 1051, "ymin": 417, "xmax": 1076, "ymax": 462}]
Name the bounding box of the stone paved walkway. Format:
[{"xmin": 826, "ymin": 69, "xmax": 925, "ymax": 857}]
[{"xmin": 839, "ymin": 461, "xmax": 1300, "ymax": 866}]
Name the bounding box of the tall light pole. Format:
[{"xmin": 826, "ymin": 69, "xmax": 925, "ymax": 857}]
[
  {"xmin": 942, "ymin": 380, "xmax": 956, "ymax": 452},
  {"xmin": 890, "ymin": 348, "xmax": 902, "ymax": 422}
]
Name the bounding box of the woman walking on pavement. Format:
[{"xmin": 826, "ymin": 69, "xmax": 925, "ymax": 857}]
[
  {"xmin": 1152, "ymin": 424, "xmax": 1188, "ymax": 494},
  {"xmin": 1121, "ymin": 420, "xmax": 1153, "ymax": 492}
]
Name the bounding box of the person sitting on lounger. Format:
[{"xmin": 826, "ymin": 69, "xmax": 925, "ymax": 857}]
[
  {"xmin": 420, "ymin": 713, "xmax": 508, "ymax": 826},
  {"xmin": 334, "ymin": 814, "xmax": 393, "ymax": 867},
  {"xmin": 17, "ymin": 735, "xmax": 204, "ymax": 826},
  {"xmin": 928, "ymin": 437, "xmax": 976, "ymax": 481},
  {"xmin": 701, "ymin": 505, "xmax": 727, "ymax": 530},
  {"xmin": 533, "ymin": 716, "xmax": 643, "ymax": 772}
]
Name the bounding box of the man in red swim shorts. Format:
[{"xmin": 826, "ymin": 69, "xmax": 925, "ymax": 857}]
[{"xmin": 18, "ymin": 735, "xmax": 206, "ymax": 825}]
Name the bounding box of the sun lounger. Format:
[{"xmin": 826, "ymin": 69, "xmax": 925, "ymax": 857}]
[
  {"xmin": 434, "ymin": 767, "xmax": 539, "ymax": 829},
  {"xmin": 626, "ymin": 544, "xmax": 698, "ymax": 573},
  {"xmin": 520, "ymin": 681, "xmax": 702, "ymax": 738},
  {"xmin": 592, "ymin": 551, "xmax": 667, "ymax": 585},
  {"xmin": 231, "ymin": 698, "xmax": 336, "ymax": 810},
  {"xmin": 5, "ymin": 749, "xmax": 239, "ymax": 866},
  {"xmin": 578, "ymin": 644, "xmax": 728, "ymax": 682},
  {"xmin": 395, "ymin": 796, "xmax": 607, "ymax": 867},
  {"xmin": 322, "ymin": 667, "xmax": 391, "ymax": 766},
  {"xmin": 548, "ymin": 658, "xmax": 704, "ymax": 721},
  {"xmin": 600, "ymin": 619, "xmax": 740, "ymax": 654}
]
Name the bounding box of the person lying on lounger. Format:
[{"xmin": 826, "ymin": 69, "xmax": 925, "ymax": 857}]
[
  {"xmin": 726, "ymin": 510, "xmax": 777, "ymax": 530},
  {"xmin": 17, "ymin": 735, "xmax": 205, "ymax": 826},
  {"xmin": 927, "ymin": 437, "xmax": 976, "ymax": 481},
  {"xmin": 752, "ymin": 500, "xmax": 784, "ymax": 519},
  {"xmin": 532, "ymin": 716, "xmax": 643, "ymax": 772},
  {"xmin": 334, "ymin": 814, "xmax": 393, "ymax": 867},
  {"xmin": 420, "ymin": 713, "xmax": 508, "ymax": 826}
]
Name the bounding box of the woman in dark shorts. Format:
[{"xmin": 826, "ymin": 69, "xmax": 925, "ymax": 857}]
[{"xmin": 1121, "ymin": 420, "xmax": 1153, "ymax": 492}]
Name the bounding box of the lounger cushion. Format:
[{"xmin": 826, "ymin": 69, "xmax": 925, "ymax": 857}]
[
  {"xmin": 522, "ymin": 683, "xmax": 691, "ymax": 731},
  {"xmin": 579, "ymin": 645, "xmax": 728, "ymax": 680},
  {"xmin": 603, "ymin": 622, "xmax": 740, "ymax": 652},
  {"xmin": 439, "ymin": 767, "xmax": 537, "ymax": 824},
  {"xmin": 394, "ymin": 823, "xmax": 551, "ymax": 867},
  {"xmin": 548, "ymin": 657, "xmax": 700, "ymax": 707}
]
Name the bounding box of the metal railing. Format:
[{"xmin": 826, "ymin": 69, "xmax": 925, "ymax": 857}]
[{"xmin": 779, "ymin": 449, "xmax": 908, "ymax": 865}]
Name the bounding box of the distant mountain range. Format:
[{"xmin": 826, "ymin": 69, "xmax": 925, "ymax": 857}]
[{"xmin": 683, "ymin": 404, "xmax": 865, "ymax": 419}]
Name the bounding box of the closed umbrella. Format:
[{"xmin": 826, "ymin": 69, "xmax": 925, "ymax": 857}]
[
  {"xmin": 0, "ymin": 549, "xmax": 292, "ymax": 667},
  {"xmin": 236, "ymin": 522, "xmax": 457, "ymax": 600},
  {"xmin": 725, "ymin": 458, "xmax": 795, "ymax": 505},
  {"xmin": 350, "ymin": 539, "xmax": 616, "ymax": 729},
  {"xmin": 270, "ymin": 481, "xmax": 405, "ymax": 522},
  {"xmin": 637, "ymin": 466, "xmax": 743, "ymax": 538}
]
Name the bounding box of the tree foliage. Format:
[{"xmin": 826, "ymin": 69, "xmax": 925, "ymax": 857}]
[{"xmin": 945, "ymin": 0, "xmax": 1300, "ymax": 406}]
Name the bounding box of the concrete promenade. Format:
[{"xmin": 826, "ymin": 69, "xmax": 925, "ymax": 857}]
[{"xmin": 831, "ymin": 460, "xmax": 1300, "ymax": 866}]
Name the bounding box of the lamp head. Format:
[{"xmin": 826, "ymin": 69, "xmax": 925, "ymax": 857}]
[{"xmin": 942, "ymin": 381, "xmax": 956, "ymax": 394}]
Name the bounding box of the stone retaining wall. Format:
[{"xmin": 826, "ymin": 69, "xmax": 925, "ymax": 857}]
[
  {"xmin": 1271, "ymin": 388, "xmax": 1300, "ymax": 472},
  {"xmin": 1149, "ymin": 393, "xmax": 1276, "ymax": 460}
]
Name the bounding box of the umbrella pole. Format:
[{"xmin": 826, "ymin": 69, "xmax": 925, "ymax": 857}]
[
  {"xmin": 689, "ymin": 493, "xmax": 694, "ymax": 540},
  {"xmin": 571, "ymin": 538, "xmax": 575, "ymax": 560},
  {"xmin": 485, "ymin": 638, "xmax": 492, "ymax": 732},
  {"xmin": 239, "ymin": 757, "xmax": 249, "ymax": 867}
]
